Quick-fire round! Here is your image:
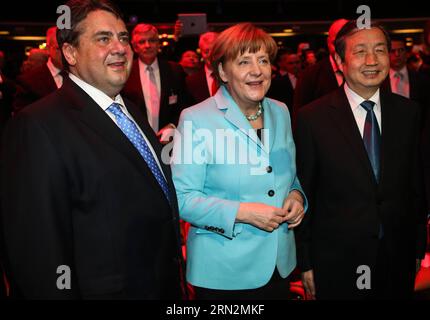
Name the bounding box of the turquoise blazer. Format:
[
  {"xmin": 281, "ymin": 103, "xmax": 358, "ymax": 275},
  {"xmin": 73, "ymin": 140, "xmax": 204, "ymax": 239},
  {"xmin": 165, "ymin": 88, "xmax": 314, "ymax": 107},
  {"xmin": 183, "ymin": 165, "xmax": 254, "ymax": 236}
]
[{"xmin": 171, "ymin": 86, "xmax": 306, "ymax": 290}]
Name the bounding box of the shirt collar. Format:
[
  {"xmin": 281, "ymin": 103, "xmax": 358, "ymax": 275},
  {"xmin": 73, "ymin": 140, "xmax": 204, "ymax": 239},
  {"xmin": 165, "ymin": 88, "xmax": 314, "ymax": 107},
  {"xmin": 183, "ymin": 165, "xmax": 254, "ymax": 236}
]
[
  {"xmin": 140, "ymin": 58, "xmax": 159, "ymax": 72},
  {"xmin": 68, "ymin": 73, "xmax": 125, "ymax": 111},
  {"xmin": 344, "ymin": 82, "xmax": 380, "ymax": 112},
  {"xmin": 390, "ymin": 65, "xmax": 408, "ymax": 78}
]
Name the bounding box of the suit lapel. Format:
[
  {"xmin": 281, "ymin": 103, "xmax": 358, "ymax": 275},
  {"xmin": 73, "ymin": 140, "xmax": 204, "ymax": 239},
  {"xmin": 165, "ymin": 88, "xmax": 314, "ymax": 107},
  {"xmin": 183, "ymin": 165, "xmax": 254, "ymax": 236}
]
[
  {"xmin": 125, "ymin": 98, "xmax": 178, "ymax": 209},
  {"xmin": 158, "ymin": 59, "xmax": 169, "ymax": 108},
  {"xmin": 62, "ymin": 77, "xmax": 173, "ymax": 205},
  {"xmin": 408, "ymin": 70, "xmax": 418, "ymax": 101},
  {"xmin": 379, "ymin": 90, "xmax": 399, "ymax": 186},
  {"xmin": 158, "ymin": 59, "xmax": 170, "ymax": 128},
  {"xmin": 327, "ymin": 88, "xmax": 378, "ymax": 185}
]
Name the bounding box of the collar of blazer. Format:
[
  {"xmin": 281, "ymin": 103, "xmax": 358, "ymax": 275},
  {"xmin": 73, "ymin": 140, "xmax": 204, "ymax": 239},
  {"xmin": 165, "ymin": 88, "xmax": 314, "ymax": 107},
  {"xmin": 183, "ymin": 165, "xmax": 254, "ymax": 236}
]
[
  {"xmin": 59, "ymin": 76, "xmax": 178, "ymax": 211},
  {"xmin": 213, "ymin": 85, "xmax": 275, "ymax": 155}
]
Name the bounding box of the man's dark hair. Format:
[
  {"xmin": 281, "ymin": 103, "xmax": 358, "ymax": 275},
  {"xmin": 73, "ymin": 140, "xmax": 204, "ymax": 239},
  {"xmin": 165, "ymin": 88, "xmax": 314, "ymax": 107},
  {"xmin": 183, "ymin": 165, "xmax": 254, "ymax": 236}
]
[
  {"xmin": 57, "ymin": 0, "xmax": 123, "ymax": 70},
  {"xmin": 390, "ymin": 35, "xmax": 407, "ymax": 47},
  {"xmin": 334, "ymin": 20, "xmax": 391, "ymax": 62}
]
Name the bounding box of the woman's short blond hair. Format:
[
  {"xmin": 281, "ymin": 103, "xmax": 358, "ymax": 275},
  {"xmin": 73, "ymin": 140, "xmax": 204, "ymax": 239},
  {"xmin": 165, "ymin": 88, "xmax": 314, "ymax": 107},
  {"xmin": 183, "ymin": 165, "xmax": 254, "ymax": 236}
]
[{"xmin": 210, "ymin": 23, "xmax": 277, "ymax": 83}]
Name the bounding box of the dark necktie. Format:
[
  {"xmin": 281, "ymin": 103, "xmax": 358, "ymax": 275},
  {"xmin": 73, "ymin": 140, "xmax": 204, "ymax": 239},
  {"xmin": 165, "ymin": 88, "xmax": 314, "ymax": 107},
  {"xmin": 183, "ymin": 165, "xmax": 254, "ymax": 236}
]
[
  {"xmin": 108, "ymin": 103, "xmax": 172, "ymax": 205},
  {"xmin": 360, "ymin": 100, "xmax": 381, "ymax": 182}
]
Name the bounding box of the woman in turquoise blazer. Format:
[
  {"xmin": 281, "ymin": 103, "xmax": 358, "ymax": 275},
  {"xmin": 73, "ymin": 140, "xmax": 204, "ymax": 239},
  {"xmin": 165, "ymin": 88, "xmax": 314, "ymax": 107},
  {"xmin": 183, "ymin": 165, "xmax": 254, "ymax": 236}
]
[{"xmin": 171, "ymin": 23, "xmax": 306, "ymax": 299}]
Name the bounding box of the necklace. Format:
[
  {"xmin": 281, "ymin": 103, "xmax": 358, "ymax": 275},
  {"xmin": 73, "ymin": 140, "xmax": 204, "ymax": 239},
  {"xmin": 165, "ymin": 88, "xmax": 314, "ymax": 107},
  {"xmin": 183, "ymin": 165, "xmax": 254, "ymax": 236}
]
[{"xmin": 246, "ymin": 103, "xmax": 263, "ymax": 121}]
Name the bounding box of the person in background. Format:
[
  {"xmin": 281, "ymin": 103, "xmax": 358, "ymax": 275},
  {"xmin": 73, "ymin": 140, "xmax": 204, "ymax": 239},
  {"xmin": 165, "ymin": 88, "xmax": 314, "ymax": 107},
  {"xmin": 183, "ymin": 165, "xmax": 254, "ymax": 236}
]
[
  {"xmin": 185, "ymin": 31, "xmax": 219, "ymax": 104},
  {"xmin": 179, "ymin": 50, "xmax": 200, "ymax": 76},
  {"xmin": 172, "ymin": 23, "xmax": 306, "ymax": 300},
  {"xmin": 13, "ymin": 27, "xmax": 63, "ymax": 113},
  {"xmin": 267, "ymin": 49, "xmax": 300, "ymax": 112},
  {"xmin": 382, "ymin": 36, "xmax": 430, "ymax": 123},
  {"xmin": 122, "ymin": 23, "xmax": 190, "ymax": 143},
  {"xmin": 293, "ymin": 19, "xmax": 348, "ymax": 117}
]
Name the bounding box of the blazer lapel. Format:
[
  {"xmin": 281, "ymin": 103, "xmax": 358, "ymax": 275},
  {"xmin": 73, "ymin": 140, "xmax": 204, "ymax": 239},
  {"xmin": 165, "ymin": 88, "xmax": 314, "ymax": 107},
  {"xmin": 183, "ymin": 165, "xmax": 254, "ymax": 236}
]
[
  {"xmin": 327, "ymin": 87, "xmax": 378, "ymax": 185},
  {"xmin": 262, "ymin": 98, "xmax": 275, "ymax": 154},
  {"xmin": 215, "ymin": 87, "xmax": 266, "ymax": 154}
]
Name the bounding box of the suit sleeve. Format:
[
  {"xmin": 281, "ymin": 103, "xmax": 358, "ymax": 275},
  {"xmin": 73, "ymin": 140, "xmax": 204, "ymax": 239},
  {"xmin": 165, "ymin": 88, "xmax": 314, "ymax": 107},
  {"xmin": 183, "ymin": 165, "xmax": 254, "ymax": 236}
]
[
  {"xmin": 1, "ymin": 112, "xmax": 79, "ymax": 299},
  {"xmin": 293, "ymin": 109, "xmax": 317, "ymax": 272},
  {"xmin": 171, "ymin": 109, "xmax": 240, "ymax": 239},
  {"xmin": 419, "ymin": 105, "xmax": 430, "ymax": 257},
  {"xmin": 12, "ymin": 81, "xmax": 36, "ymax": 114},
  {"xmin": 292, "ymin": 67, "xmax": 315, "ymax": 120}
]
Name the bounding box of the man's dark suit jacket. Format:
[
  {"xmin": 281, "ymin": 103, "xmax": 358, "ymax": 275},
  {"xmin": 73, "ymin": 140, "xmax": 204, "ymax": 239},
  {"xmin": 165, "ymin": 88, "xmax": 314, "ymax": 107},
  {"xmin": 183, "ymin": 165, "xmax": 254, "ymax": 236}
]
[
  {"xmin": 382, "ymin": 69, "xmax": 430, "ymax": 125},
  {"xmin": 185, "ymin": 68, "xmax": 210, "ymax": 105},
  {"xmin": 294, "ymin": 87, "xmax": 427, "ymax": 299},
  {"xmin": 0, "ymin": 72, "xmax": 15, "ymax": 131},
  {"xmin": 1, "ymin": 76, "xmax": 184, "ymax": 299},
  {"xmin": 13, "ymin": 63, "xmax": 58, "ymax": 113},
  {"xmin": 266, "ymin": 73, "xmax": 295, "ymax": 113},
  {"xmin": 122, "ymin": 59, "xmax": 190, "ymax": 130},
  {"xmin": 293, "ymin": 57, "xmax": 339, "ymax": 116}
]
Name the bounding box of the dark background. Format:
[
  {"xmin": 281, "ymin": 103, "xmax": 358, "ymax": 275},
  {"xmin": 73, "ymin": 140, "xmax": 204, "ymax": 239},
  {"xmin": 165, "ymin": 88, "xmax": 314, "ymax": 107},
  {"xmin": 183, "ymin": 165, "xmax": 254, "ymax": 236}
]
[{"xmin": 1, "ymin": 0, "xmax": 429, "ymax": 79}]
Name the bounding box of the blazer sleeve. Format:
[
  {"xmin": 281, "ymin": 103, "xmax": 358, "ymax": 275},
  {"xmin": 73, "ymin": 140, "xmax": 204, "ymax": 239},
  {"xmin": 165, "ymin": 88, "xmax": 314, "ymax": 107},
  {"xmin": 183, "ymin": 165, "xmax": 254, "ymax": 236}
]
[
  {"xmin": 0, "ymin": 112, "xmax": 79, "ymax": 299},
  {"xmin": 171, "ymin": 108, "xmax": 240, "ymax": 239},
  {"xmin": 293, "ymin": 109, "xmax": 317, "ymax": 272}
]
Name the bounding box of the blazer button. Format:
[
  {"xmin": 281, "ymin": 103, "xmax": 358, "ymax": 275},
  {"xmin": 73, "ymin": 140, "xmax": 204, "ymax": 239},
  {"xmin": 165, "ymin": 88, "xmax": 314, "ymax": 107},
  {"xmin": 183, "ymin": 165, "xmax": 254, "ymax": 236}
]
[
  {"xmin": 219, "ymin": 228, "xmax": 225, "ymax": 234},
  {"xmin": 268, "ymin": 190, "xmax": 275, "ymax": 197},
  {"xmin": 266, "ymin": 166, "xmax": 273, "ymax": 173}
]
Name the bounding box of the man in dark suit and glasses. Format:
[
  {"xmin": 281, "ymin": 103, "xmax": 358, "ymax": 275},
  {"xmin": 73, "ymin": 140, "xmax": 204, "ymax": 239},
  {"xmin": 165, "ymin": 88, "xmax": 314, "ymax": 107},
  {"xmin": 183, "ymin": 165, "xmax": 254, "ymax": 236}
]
[
  {"xmin": 294, "ymin": 20, "xmax": 427, "ymax": 299},
  {"xmin": 1, "ymin": 0, "xmax": 185, "ymax": 299}
]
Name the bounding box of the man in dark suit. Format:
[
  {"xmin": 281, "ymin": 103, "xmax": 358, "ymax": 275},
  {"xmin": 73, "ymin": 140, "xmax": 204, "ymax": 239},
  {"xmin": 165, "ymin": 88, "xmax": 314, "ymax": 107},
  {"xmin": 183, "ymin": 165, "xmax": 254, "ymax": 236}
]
[
  {"xmin": 294, "ymin": 21, "xmax": 427, "ymax": 299},
  {"xmin": 267, "ymin": 49, "xmax": 300, "ymax": 112},
  {"xmin": 1, "ymin": 0, "xmax": 185, "ymax": 299},
  {"xmin": 13, "ymin": 26, "xmax": 63, "ymax": 113},
  {"xmin": 293, "ymin": 19, "xmax": 348, "ymax": 116},
  {"xmin": 185, "ymin": 32, "xmax": 219, "ymax": 104},
  {"xmin": 122, "ymin": 23, "xmax": 190, "ymax": 143},
  {"xmin": 382, "ymin": 37, "xmax": 430, "ymax": 123}
]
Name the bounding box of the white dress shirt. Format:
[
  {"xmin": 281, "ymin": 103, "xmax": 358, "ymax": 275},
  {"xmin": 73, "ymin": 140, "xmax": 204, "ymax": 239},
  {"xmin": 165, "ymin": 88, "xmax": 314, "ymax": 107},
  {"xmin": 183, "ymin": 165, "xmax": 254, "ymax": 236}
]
[
  {"xmin": 389, "ymin": 66, "xmax": 410, "ymax": 98},
  {"xmin": 344, "ymin": 83, "xmax": 382, "ymax": 138},
  {"xmin": 139, "ymin": 58, "xmax": 161, "ymax": 132},
  {"xmin": 46, "ymin": 58, "xmax": 63, "ymax": 89},
  {"xmin": 68, "ymin": 73, "xmax": 166, "ymax": 179}
]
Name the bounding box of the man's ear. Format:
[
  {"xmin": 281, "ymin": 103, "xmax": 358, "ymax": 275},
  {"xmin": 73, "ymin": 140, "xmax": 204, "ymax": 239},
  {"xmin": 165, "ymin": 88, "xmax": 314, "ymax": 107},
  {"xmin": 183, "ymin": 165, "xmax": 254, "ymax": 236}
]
[
  {"xmin": 62, "ymin": 43, "xmax": 77, "ymax": 67},
  {"xmin": 334, "ymin": 52, "xmax": 344, "ymax": 73},
  {"xmin": 130, "ymin": 39, "xmax": 138, "ymax": 53},
  {"xmin": 218, "ymin": 62, "xmax": 228, "ymax": 83}
]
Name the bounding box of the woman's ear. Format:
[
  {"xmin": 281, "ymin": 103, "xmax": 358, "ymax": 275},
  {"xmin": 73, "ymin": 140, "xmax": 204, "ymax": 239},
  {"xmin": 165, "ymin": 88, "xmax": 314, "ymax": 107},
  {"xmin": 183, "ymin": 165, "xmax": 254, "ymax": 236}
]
[{"xmin": 218, "ymin": 62, "xmax": 228, "ymax": 83}]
